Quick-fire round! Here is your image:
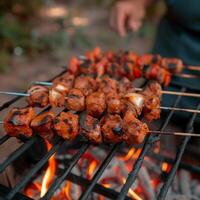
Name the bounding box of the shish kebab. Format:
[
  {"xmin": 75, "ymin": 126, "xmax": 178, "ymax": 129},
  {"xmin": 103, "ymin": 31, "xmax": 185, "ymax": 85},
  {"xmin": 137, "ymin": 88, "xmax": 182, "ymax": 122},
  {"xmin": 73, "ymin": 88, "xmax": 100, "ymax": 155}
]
[{"xmin": 0, "ymin": 75, "xmax": 199, "ymax": 114}]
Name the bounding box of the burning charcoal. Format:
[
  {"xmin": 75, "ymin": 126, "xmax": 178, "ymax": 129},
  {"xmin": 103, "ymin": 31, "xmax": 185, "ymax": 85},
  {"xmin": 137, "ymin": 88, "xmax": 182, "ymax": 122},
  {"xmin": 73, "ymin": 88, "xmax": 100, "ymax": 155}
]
[
  {"xmin": 179, "ymin": 169, "xmax": 191, "ymax": 197},
  {"xmin": 138, "ymin": 166, "xmax": 156, "ymax": 200}
]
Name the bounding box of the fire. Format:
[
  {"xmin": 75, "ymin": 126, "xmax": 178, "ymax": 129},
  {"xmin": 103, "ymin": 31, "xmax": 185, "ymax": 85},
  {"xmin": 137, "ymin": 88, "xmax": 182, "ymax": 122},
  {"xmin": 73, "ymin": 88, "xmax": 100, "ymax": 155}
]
[
  {"xmin": 133, "ymin": 148, "xmax": 142, "ymax": 160},
  {"xmin": 87, "ymin": 160, "xmax": 98, "ymax": 179},
  {"xmin": 121, "ymin": 148, "xmax": 135, "ymax": 161},
  {"xmin": 40, "ymin": 140, "xmax": 56, "ymax": 197},
  {"xmin": 122, "ymin": 178, "xmax": 143, "ymax": 200},
  {"xmin": 64, "ymin": 181, "xmax": 72, "ymax": 200},
  {"xmin": 161, "ymin": 162, "xmax": 168, "ymax": 172}
]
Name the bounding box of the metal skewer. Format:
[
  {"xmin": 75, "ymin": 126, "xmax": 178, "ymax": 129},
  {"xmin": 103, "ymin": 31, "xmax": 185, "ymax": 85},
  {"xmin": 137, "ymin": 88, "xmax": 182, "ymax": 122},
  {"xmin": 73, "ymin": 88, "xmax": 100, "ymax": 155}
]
[
  {"xmin": 0, "ymin": 120, "xmax": 198, "ymax": 137},
  {"xmin": 0, "ymin": 91, "xmax": 199, "ymax": 114},
  {"xmin": 174, "ymin": 73, "xmax": 200, "ymax": 79},
  {"xmin": 187, "ymin": 65, "xmax": 200, "ymax": 71},
  {"xmin": 33, "ymin": 81, "xmax": 200, "ymax": 98}
]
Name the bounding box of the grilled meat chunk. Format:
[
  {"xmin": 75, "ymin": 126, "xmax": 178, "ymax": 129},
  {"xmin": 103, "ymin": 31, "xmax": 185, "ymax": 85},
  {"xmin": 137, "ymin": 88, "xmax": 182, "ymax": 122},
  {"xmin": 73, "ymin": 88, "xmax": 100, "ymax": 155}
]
[
  {"xmin": 4, "ymin": 107, "xmax": 36, "ymax": 138},
  {"xmin": 80, "ymin": 114, "xmax": 102, "ymax": 144},
  {"xmin": 123, "ymin": 93, "xmax": 144, "ymax": 117},
  {"xmin": 49, "ymin": 88, "xmax": 66, "ymax": 107},
  {"xmin": 86, "ymin": 91, "xmax": 106, "ymax": 118},
  {"xmin": 122, "ymin": 110, "xmax": 149, "ymax": 145},
  {"xmin": 53, "ymin": 73, "xmax": 75, "ymax": 89},
  {"xmin": 74, "ymin": 75, "xmax": 96, "ymax": 96},
  {"xmin": 49, "ymin": 73, "xmax": 75, "ymax": 107},
  {"xmin": 97, "ymin": 76, "xmax": 118, "ymax": 94},
  {"xmin": 118, "ymin": 77, "xmax": 134, "ymax": 94},
  {"xmin": 141, "ymin": 81, "xmax": 162, "ymax": 121},
  {"xmin": 161, "ymin": 58, "xmax": 184, "ymax": 73},
  {"xmin": 66, "ymin": 89, "xmax": 85, "ymax": 111},
  {"xmin": 27, "ymin": 85, "xmax": 49, "ymax": 107},
  {"xmin": 101, "ymin": 114, "xmax": 124, "ymax": 143},
  {"xmin": 53, "ymin": 112, "xmax": 79, "ymax": 140},
  {"xmin": 31, "ymin": 111, "xmax": 55, "ymax": 141},
  {"xmin": 106, "ymin": 92, "xmax": 123, "ymax": 114}
]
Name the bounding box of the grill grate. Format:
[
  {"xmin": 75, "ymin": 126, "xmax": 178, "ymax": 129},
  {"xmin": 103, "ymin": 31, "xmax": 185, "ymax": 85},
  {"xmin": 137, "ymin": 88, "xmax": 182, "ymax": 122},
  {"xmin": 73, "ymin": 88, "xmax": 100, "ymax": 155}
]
[{"xmin": 0, "ymin": 67, "xmax": 200, "ymax": 200}]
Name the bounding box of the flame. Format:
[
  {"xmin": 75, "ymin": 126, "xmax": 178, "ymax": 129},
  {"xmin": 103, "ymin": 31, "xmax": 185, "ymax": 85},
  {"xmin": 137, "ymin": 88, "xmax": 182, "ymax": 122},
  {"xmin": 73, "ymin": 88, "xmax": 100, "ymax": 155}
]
[
  {"xmin": 122, "ymin": 178, "xmax": 143, "ymax": 200},
  {"xmin": 133, "ymin": 148, "xmax": 142, "ymax": 160},
  {"xmin": 64, "ymin": 181, "xmax": 72, "ymax": 200},
  {"xmin": 40, "ymin": 140, "xmax": 56, "ymax": 197},
  {"xmin": 161, "ymin": 162, "xmax": 168, "ymax": 172},
  {"xmin": 121, "ymin": 148, "xmax": 135, "ymax": 161},
  {"xmin": 87, "ymin": 160, "xmax": 97, "ymax": 179},
  {"xmin": 24, "ymin": 182, "xmax": 41, "ymax": 198}
]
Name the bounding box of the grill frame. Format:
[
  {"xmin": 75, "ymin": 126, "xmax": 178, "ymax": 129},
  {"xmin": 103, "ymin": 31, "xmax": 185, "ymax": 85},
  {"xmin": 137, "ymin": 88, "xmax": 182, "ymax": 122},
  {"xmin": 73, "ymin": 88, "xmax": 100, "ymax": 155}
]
[{"xmin": 0, "ymin": 67, "xmax": 199, "ymax": 200}]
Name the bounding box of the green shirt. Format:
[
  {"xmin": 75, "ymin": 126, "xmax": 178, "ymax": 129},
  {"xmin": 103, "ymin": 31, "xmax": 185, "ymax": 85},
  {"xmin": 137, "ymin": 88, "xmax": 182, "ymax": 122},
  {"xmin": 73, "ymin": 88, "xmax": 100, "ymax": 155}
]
[{"xmin": 152, "ymin": 0, "xmax": 200, "ymax": 129}]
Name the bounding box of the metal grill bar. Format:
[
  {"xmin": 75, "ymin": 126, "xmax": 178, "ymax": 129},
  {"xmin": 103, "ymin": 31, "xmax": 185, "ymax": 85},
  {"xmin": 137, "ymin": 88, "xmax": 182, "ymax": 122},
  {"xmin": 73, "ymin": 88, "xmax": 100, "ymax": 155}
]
[
  {"xmin": 0, "ymin": 135, "xmax": 10, "ymax": 145},
  {"xmin": 5, "ymin": 137, "xmax": 63, "ymax": 200},
  {"xmin": 157, "ymin": 103, "xmax": 200, "ymax": 200},
  {"xmin": 150, "ymin": 153, "xmax": 200, "ymax": 174},
  {"xmin": 0, "ymin": 184, "xmax": 32, "ymax": 200},
  {"xmin": 116, "ymin": 88, "xmax": 186, "ymax": 200},
  {"xmin": 66, "ymin": 173, "xmax": 132, "ymax": 200},
  {"xmin": 79, "ymin": 143, "xmax": 120, "ymax": 200},
  {"xmin": 0, "ymin": 136, "xmax": 37, "ymax": 173},
  {"xmin": 41, "ymin": 143, "xmax": 89, "ymax": 200}
]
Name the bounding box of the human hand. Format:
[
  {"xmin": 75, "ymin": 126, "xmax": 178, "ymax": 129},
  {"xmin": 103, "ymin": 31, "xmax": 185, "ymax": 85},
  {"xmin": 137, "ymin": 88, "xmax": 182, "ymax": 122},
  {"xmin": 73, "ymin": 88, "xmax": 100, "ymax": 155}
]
[{"xmin": 110, "ymin": 0, "xmax": 147, "ymax": 36}]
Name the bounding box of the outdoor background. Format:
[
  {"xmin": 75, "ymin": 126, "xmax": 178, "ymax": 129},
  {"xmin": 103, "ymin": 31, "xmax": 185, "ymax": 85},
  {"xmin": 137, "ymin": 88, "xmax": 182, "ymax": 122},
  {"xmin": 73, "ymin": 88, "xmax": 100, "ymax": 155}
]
[{"xmin": 0, "ymin": 0, "xmax": 165, "ymax": 104}]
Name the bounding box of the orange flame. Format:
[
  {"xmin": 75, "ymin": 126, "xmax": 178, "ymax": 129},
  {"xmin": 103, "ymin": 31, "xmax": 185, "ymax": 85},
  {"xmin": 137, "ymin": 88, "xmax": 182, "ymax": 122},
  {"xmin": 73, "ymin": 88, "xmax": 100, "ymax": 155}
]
[
  {"xmin": 64, "ymin": 181, "xmax": 72, "ymax": 200},
  {"xmin": 122, "ymin": 178, "xmax": 142, "ymax": 200},
  {"xmin": 121, "ymin": 148, "xmax": 135, "ymax": 161},
  {"xmin": 40, "ymin": 140, "xmax": 56, "ymax": 197},
  {"xmin": 161, "ymin": 162, "xmax": 168, "ymax": 172},
  {"xmin": 87, "ymin": 160, "xmax": 97, "ymax": 179},
  {"xmin": 133, "ymin": 148, "xmax": 142, "ymax": 160}
]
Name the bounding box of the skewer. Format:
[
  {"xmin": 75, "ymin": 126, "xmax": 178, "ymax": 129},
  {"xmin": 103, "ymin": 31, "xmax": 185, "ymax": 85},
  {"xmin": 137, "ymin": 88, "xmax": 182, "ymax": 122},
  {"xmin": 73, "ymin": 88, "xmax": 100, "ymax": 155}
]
[
  {"xmin": 187, "ymin": 65, "xmax": 200, "ymax": 71},
  {"xmin": 0, "ymin": 91, "xmax": 199, "ymax": 114},
  {"xmin": 149, "ymin": 130, "xmax": 200, "ymax": 137},
  {"xmin": 0, "ymin": 120, "xmax": 198, "ymax": 137},
  {"xmin": 33, "ymin": 81, "xmax": 200, "ymax": 98},
  {"xmin": 174, "ymin": 73, "xmax": 200, "ymax": 79}
]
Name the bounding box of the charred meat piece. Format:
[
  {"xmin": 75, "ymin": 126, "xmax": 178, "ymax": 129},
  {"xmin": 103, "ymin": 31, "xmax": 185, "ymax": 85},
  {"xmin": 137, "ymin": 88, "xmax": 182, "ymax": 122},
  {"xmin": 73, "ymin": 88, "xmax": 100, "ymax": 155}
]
[
  {"xmin": 97, "ymin": 76, "xmax": 118, "ymax": 94},
  {"xmin": 137, "ymin": 54, "xmax": 161, "ymax": 66},
  {"xmin": 106, "ymin": 62, "xmax": 121, "ymax": 79},
  {"xmin": 161, "ymin": 57, "xmax": 184, "ymax": 73},
  {"xmin": 141, "ymin": 81, "xmax": 162, "ymax": 121},
  {"xmin": 53, "ymin": 73, "xmax": 75, "ymax": 89},
  {"xmin": 74, "ymin": 75, "xmax": 97, "ymax": 96},
  {"xmin": 66, "ymin": 89, "xmax": 85, "ymax": 111},
  {"xmin": 27, "ymin": 85, "xmax": 49, "ymax": 107},
  {"xmin": 4, "ymin": 107, "xmax": 36, "ymax": 138},
  {"xmin": 80, "ymin": 113, "xmax": 102, "ymax": 144},
  {"xmin": 31, "ymin": 111, "xmax": 55, "ymax": 141},
  {"xmin": 101, "ymin": 114, "xmax": 124, "ymax": 143},
  {"xmin": 106, "ymin": 92, "xmax": 123, "ymax": 114},
  {"xmin": 49, "ymin": 88, "xmax": 66, "ymax": 107},
  {"xmin": 86, "ymin": 91, "xmax": 106, "ymax": 118},
  {"xmin": 123, "ymin": 93, "xmax": 145, "ymax": 117},
  {"xmin": 122, "ymin": 110, "xmax": 149, "ymax": 145},
  {"xmin": 49, "ymin": 73, "xmax": 75, "ymax": 107},
  {"xmin": 53, "ymin": 112, "xmax": 79, "ymax": 140},
  {"xmin": 118, "ymin": 77, "xmax": 134, "ymax": 94},
  {"xmin": 79, "ymin": 59, "xmax": 94, "ymax": 75}
]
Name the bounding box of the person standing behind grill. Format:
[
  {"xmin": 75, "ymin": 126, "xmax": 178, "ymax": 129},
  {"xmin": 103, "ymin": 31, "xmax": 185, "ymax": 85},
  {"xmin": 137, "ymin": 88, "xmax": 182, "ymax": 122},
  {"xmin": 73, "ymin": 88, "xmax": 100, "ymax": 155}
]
[{"xmin": 109, "ymin": 0, "xmax": 200, "ymax": 132}]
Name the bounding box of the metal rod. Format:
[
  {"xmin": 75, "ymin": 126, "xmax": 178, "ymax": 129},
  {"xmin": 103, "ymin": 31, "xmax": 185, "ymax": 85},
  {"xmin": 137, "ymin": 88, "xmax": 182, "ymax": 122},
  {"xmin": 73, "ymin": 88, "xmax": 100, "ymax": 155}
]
[
  {"xmin": 33, "ymin": 81, "xmax": 200, "ymax": 98},
  {"xmin": 5, "ymin": 137, "xmax": 63, "ymax": 200},
  {"xmin": 0, "ymin": 135, "xmax": 10, "ymax": 145},
  {"xmin": 79, "ymin": 143, "xmax": 120, "ymax": 200},
  {"xmin": 160, "ymin": 106, "xmax": 200, "ymax": 114},
  {"xmin": 0, "ymin": 68, "xmax": 67, "ymax": 112},
  {"xmin": 41, "ymin": 143, "xmax": 89, "ymax": 200},
  {"xmin": 134, "ymin": 88, "xmax": 200, "ymax": 98},
  {"xmin": 157, "ymin": 102, "xmax": 200, "ymax": 200},
  {"xmin": 150, "ymin": 130, "xmax": 200, "ymax": 137},
  {"xmin": 0, "ymin": 136, "xmax": 37, "ymax": 173},
  {"xmin": 187, "ymin": 65, "xmax": 200, "ymax": 71},
  {"xmin": 116, "ymin": 87, "xmax": 185, "ymax": 200},
  {"xmin": 174, "ymin": 73, "xmax": 200, "ymax": 79},
  {"xmin": 0, "ymin": 91, "xmax": 30, "ymax": 97}
]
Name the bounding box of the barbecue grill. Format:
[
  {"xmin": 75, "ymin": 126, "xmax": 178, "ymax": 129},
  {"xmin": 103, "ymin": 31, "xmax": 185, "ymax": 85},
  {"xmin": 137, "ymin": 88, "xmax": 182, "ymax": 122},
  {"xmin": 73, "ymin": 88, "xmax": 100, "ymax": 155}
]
[{"xmin": 0, "ymin": 65, "xmax": 199, "ymax": 200}]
